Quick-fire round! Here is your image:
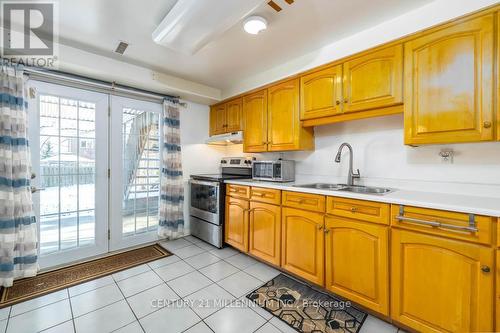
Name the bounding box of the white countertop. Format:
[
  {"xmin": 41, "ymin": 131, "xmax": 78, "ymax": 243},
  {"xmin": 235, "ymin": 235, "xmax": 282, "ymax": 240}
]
[{"xmin": 224, "ymin": 179, "xmax": 500, "ymax": 217}]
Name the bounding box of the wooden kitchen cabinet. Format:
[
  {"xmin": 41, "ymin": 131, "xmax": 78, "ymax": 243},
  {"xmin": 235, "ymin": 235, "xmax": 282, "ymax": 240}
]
[
  {"xmin": 391, "ymin": 229, "xmax": 494, "ymax": 333},
  {"xmin": 496, "ymin": 249, "xmax": 500, "ymax": 332},
  {"xmin": 210, "ymin": 104, "xmax": 227, "ymax": 135},
  {"xmin": 267, "ymin": 78, "xmax": 314, "ymax": 151},
  {"xmin": 243, "ymin": 89, "xmax": 268, "ymax": 152},
  {"xmin": 225, "ymin": 98, "xmax": 242, "ymax": 132},
  {"xmin": 209, "ymin": 99, "xmax": 242, "ymax": 135},
  {"xmin": 225, "ymin": 196, "xmax": 249, "ymax": 252},
  {"xmin": 325, "ymin": 216, "xmax": 389, "ymax": 315},
  {"xmin": 343, "ymin": 44, "xmax": 403, "ymax": 113},
  {"xmin": 249, "ymin": 201, "xmax": 281, "ymax": 266},
  {"xmin": 300, "ymin": 65, "xmax": 343, "ymax": 120},
  {"xmin": 281, "ymin": 207, "xmax": 324, "ymax": 285},
  {"xmin": 404, "ymin": 14, "xmax": 495, "ymax": 145}
]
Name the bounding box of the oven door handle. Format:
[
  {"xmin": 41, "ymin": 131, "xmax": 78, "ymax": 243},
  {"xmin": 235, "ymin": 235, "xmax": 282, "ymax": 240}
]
[{"xmin": 190, "ymin": 179, "xmax": 221, "ymax": 187}]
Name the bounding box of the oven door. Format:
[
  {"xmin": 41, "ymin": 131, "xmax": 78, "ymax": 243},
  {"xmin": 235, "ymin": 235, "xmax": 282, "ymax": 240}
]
[{"xmin": 189, "ymin": 179, "xmax": 220, "ymax": 225}]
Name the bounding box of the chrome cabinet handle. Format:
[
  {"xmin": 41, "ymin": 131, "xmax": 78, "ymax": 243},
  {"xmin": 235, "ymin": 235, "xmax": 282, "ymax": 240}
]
[
  {"xmin": 395, "ymin": 215, "xmax": 478, "ymax": 233},
  {"xmin": 396, "ymin": 205, "xmax": 478, "ymax": 233}
]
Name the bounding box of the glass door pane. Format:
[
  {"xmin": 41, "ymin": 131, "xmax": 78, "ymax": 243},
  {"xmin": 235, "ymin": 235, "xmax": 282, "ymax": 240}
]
[
  {"xmin": 110, "ymin": 96, "xmax": 162, "ymax": 250},
  {"xmin": 29, "ymin": 81, "xmax": 109, "ymax": 269}
]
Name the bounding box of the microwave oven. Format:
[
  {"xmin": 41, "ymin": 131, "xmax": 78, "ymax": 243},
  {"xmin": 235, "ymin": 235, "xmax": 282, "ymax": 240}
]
[{"xmin": 252, "ymin": 160, "xmax": 295, "ymax": 182}]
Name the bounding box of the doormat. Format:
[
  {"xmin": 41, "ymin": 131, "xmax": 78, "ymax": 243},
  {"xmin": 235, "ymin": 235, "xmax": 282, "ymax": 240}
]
[
  {"xmin": 0, "ymin": 244, "xmax": 171, "ymax": 308},
  {"xmin": 246, "ymin": 274, "xmax": 367, "ymax": 333}
]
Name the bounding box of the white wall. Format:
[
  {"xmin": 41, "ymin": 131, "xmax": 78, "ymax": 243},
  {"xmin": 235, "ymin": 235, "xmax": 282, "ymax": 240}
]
[
  {"xmin": 227, "ymin": 115, "xmax": 500, "ymax": 198},
  {"xmin": 180, "ymin": 102, "xmax": 227, "ymax": 231}
]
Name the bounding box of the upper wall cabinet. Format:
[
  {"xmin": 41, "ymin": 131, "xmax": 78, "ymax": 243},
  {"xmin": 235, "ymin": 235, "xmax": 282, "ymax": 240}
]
[
  {"xmin": 300, "ymin": 65, "xmax": 343, "ymax": 120},
  {"xmin": 300, "ymin": 44, "xmax": 403, "ymax": 126},
  {"xmin": 209, "ymin": 98, "xmax": 242, "ymax": 136},
  {"xmin": 243, "ymin": 89, "xmax": 268, "ymax": 152},
  {"xmin": 268, "ymin": 79, "xmax": 314, "ymax": 151},
  {"xmin": 343, "ymin": 44, "xmax": 403, "ymax": 113},
  {"xmin": 226, "ymin": 98, "xmax": 242, "ymax": 132},
  {"xmin": 210, "ymin": 104, "xmax": 226, "ymax": 135},
  {"xmin": 404, "ymin": 14, "xmax": 495, "ymax": 145},
  {"xmin": 243, "ymin": 81, "xmax": 314, "ymax": 153}
]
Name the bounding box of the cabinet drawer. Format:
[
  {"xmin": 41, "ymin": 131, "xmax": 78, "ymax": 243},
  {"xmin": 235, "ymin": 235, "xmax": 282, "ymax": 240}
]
[
  {"xmin": 250, "ymin": 187, "xmax": 281, "ymax": 205},
  {"xmin": 326, "ymin": 197, "xmax": 389, "ymax": 225},
  {"xmin": 282, "ymin": 191, "xmax": 326, "ymax": 213},
  {"xmin": 391, "ymin": 205, "xmax": 494, "ymax": 245},
  {"xmin": 226, "ymin": 184, "xmax": 250, "ymax": 199}
]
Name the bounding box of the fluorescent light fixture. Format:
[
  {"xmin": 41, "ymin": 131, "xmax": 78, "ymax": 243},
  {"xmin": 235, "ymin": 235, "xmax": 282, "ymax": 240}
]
[
  {"xmin": 243, "ymin": 16, "xmax": 267, "ymax": 34},
  {"xmin": 152, "ymin": 0, "xmax": 266, "ymax": 55}
]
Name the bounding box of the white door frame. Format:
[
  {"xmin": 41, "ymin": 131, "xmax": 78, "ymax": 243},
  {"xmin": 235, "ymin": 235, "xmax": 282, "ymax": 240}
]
[
  {"xmin": 29, "ymin": 81, "xmax": 109, "ymax": 269},
  {"xmin": 109, "ymin": 95, "xmax": 161, "ymax": 251}
]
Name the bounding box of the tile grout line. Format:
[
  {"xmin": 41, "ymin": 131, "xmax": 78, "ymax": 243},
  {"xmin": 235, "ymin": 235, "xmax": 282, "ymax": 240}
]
[
  {"xmin": 112, "ymin": 276, "xmax": 147, "ymax": 333},
  {"xmin": 66, "ymin": 289, "xmax": 77, "ymax": 333},
  {"xmin": 3, "ymin": 305, "xmax": 11, "ymax": 333}
]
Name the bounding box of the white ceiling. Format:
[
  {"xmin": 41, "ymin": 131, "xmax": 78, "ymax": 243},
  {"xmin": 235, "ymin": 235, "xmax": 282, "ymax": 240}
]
[{"xmin": 57, "ymin": 0, "xmax": 433, "ymax": 94}]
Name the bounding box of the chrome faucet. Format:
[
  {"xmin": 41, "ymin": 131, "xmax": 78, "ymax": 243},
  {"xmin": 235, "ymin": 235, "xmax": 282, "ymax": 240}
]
[{"xmin": 335, "ymin": 143, "xmax": 360, "ymax": 186}]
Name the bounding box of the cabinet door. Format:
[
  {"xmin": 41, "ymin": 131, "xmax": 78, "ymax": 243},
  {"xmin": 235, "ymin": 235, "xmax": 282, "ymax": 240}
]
[
  {"xmin": 226, "ymin": 98, "xmax": 242, "ymax": 132},
  {"xmin": 243, "ymin": 89, "xmax": 268, "ymax": 152},
  {"xmin": 325, "ymin": 216, "xmax": 389, "ymax": 315},
  {"xmin": 391, "ymin": 229, "xmax": 494, "ymax": 333},
  {"xmin": 404, "ymin": 14, "xmax": 494, "ymax": 145},
  {"xmin": 281, "ymin": 207, "xmax": 324, "ymax": 285},
  {"xmin": 497, "ymin": 250, "xmax": 500, "ymax": 333},
  {"xmin": 249, "ymin": 202, "xmax": 281, "ymax": 266},
  {"xmin": 268, "ymin": 78, "xmax": 314, "ymax": 151},
  {"xmin": 225, "ymin": 196, "xmax": 249, "ymax": 252},
  {"xmin": 343, "ymin": 44, "xmax": 403, "ymax": 113},
  {"xmin": 300, "ymin": 65, "xmax": 343, "ymax": 120},
  {"xmin": 212, "ymin": 104, "xmax": 227, "ymax": 135}
]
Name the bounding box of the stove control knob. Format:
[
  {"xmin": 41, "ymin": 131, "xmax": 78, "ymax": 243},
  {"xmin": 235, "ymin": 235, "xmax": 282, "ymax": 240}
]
[{"xmin": 221, "ymin": 160, "xmax": 227, "ymax": 164}]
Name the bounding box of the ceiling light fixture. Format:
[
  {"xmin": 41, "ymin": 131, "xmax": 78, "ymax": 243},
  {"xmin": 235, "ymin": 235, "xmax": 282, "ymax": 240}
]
[{"xmin": 243, "ymin": 16, "xmax": 267, "ymax": 35}]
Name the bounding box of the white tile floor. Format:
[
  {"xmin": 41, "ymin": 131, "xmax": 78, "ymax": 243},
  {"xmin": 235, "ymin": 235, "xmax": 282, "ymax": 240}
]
[{"xmin": 0, "ymin": 236, "xmax": 404, "ymax": 333}]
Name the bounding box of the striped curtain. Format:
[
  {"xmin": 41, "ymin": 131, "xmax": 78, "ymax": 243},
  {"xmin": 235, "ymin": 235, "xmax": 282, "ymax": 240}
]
[
  {"xmin": 0, "ymin": 66, "xmax": 38, "ymax": 287},
  {"xmin": 158, "ymin": 100, "xmax": 185, "ymax": 239}
]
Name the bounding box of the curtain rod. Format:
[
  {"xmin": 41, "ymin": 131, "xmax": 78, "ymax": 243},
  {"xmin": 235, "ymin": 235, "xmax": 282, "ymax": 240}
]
[{"xmin": 23, "ymin": 67, "xmax": 187, "ymax": 107}]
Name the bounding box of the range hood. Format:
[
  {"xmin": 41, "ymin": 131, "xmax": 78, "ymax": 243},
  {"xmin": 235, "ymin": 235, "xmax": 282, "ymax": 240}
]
[{"xmin": 205, "ymin": 131, "xmax": 243, "ymax": 145}]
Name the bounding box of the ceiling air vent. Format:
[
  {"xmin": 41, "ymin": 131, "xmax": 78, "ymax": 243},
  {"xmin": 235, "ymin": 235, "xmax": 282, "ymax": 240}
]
[{"xmin": 114, "ymin": 41, "xmax": 129, "ymax": 55}]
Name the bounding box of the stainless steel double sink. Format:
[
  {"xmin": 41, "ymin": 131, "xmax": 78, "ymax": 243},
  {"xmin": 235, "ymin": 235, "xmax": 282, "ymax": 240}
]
[{"xmin": 292, "ymin": 183, "xmax": 394, "ymax": 195}]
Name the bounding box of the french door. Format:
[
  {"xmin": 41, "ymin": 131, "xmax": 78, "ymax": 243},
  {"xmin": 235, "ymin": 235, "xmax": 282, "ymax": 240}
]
[
  {"xmin": 29, "ymin": 81, "xmax": 162, "ymax": 269},
  {"xmin": 29, "ymin": 81, "xmax": 109, "ymax": 268},
  {"xmin": 109, "ymin": 96, "xmax": 162, "ymax": 250}
]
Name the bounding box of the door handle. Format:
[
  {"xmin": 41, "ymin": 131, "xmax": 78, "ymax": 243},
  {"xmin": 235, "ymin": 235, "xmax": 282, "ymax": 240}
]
[{"xmin": 30, "ymin": 186, "xmax": 45, "ymax": 193}]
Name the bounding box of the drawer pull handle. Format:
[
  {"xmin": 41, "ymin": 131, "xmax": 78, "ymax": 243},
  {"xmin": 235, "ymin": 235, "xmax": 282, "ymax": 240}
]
[
  {"xmin": 253, "ymin": 192, "xmax": 265, "ymax": 197},
  {"xmin": 481, "ymin": 265, "xmax": 490, "ymax": 273},
  {"xmin": 396, "ymin": 205, "xmax": 478, "ymax": 232},
  {"xmin": 350, "ymin": 207, "xmax": 357, "ymax": 212},
  {"xmin": 288, "ymin": 198, "xmax": 305, "ymax": 204},
  {"xmin": 317, "ymin": 225, "xmax": 324, "ymax": 231},
  {"xmin": 395, "ymin": 216, "xmax": 478, "ymax": 233},
  {"xmin": 396, "ymin": 205, "xmax": 478, "ymax": 233}
]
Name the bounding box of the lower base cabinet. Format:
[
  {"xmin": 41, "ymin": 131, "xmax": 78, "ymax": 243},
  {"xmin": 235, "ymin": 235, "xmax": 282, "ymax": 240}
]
[
  {"xmin": 281, "ymin": 207, "xmax": 324, "ymax": 285},
  {"xmin": 391, "ymin": 229, "xmax": 494, "ymax": 333},
  {"xmin": 496, "ymin": 250, "xmax": 499, "ymax": 332},
  {"xmin": 249, "ymin": 201, "xmax": 281, "ymax": 266},
  {"xmin": 225, "ymin": 196, "xmax": 249, "ymax": 252},
  {"xmin": 325, "ymin": 216, "xmax": 389, "ymax": 315}
]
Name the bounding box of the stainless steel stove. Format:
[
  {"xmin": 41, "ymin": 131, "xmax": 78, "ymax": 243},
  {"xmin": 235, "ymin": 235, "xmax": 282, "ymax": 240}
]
[{"xmin": 189, "ymin": 157, "xmax": 253, "ymax": 248}]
